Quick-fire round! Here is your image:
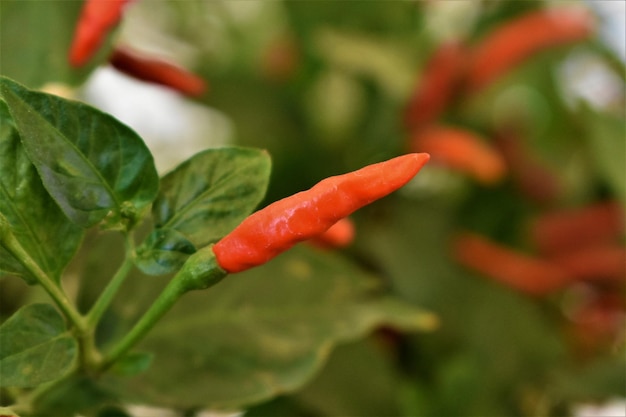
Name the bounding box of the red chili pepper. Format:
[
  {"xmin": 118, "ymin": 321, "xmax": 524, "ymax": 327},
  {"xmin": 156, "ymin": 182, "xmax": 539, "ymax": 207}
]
[
  {"xmin": 409, "ymin": 125, "xmax": 506, "ymax": 184},
  {"xmin": 453, "ymin": 232, "xmax": 572, "ymax": 296},
  {"xmin": 109, "ymin": 48, "xmax": 207, "ymax": 96},
  {"xmin": 529, "ymin": 201, "xmax": 624, "ymax": 255},
  {"xmin": 309, "ymin": 217, "xmax": 356, "ymax": 249},
  {"xmin": 466, "ymin": 7, "xmax": 594, "ymax": 92},
  {"xmin": 213, "ymin": 153, "xmax": 430, "ymax": 273},
  {"xmin": 69, "ymin": 0, "xmax": 131, "ymax": 67},
  {"xmin": 551, "ymin": 245, "xmax": 626, "ymax": 283},
  {"xmin": 403, "ymin": 41, "xmax": 466, "ymax": 130}
]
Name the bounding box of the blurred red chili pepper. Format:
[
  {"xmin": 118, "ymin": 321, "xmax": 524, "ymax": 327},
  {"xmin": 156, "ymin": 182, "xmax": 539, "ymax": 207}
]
[
  {"xmin": 213, "ymin": 153, "xmax": 430, "ymax": 273},
  {"xmin": 466, "ymin": 7, "xmax": 594, "ymax": 92},
  {"xmin": 410, "ymin": 125, "xmax": 506, "ymax": 184},
  {"xmin": 69, "ymin": 0, "xmax": 131, "ymax": 67},
  {"xmin": 529, "ymin": 201, "xmax": 624, "ymax": 255},
  {"xmin": 261, "ymin": 34, "xmax": 300, "ymax": 83},
  {"xmin": 453, "ymin": 232, "xmax": 572, "ymax": 296},
  {"xmin": 309, "ymin": 217, "xmax": 356, "ymax": 249},
  {"xmin": 403, "ymin": 41, "xmax": 466, "ymax": 130},
  {"xmin": 551, "ymin": 245, "xmax": 626, "ymax": 283},
  {"xmin": 109, "ymin": 48, "xmax": 207, "ymax": 96}
]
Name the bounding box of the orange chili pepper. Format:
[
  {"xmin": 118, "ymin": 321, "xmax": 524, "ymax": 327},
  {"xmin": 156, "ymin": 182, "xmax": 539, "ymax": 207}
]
[
  {"xmin": 69, "ymin": 0, "xmax": 131, "ymax": 67},
  {"xmin": 410, "ymin": 125, "xmax": 506, "ymax": 184},
  {"xmin": 213, "ymin": 153, "xmax": 430, "ymax": 273},
  {"xmin": 404, "ymin": 41, "xmax": 466, "ymax": 130},
  {"xmin": 109, "ymin": 48, "xmax": 207, "ymax": 96},
  {"xmin": 529, "ymin": 201, "xmax": 624, "ymax": 255},
  {"xmin": 466, "ymin": 7, "xmax": 594, "ymax": 92},
  {"xmin": 453, "ymin": 232, "xmax": 572, "ymax": 296}
]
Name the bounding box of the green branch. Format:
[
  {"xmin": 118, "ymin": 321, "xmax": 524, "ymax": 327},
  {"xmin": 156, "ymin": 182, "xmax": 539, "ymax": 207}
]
[
  {"xmin": 87, "ymin": 234, "xmax": 136, "ymax": 327},
  {"xmin": 1, "ymin": 227, "xmax": 87, "ymax": 333},
  {"xmin": 101, "ymin": 245, "xmax": 227, "ymax": 370}
]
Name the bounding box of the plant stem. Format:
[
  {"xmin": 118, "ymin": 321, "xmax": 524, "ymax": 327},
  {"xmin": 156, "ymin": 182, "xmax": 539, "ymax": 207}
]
[
  {"xmin": 86, "ymin": 235, "xmax": 136, "ymax": 327},
  {"xmin": 100, "ymin": 245, "xmax": 227, "ymax": 371},
  {"xmin": 100, "ymin": 276, "xmax": 186, "ymax": 370},
  {"xmin": 1, "ymin": 229, "xmax": 87, "ymax": 333}
]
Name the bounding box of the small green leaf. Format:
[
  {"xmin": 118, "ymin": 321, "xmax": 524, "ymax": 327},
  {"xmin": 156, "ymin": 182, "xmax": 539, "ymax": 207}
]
[
  {"xmin": 0, "ymin": 304, "xmax": 77, "ymax": 388},
  {"xmin": 110, "ymin": 351, "xmax": 154, "ymax": 377},
  {"xmin": 0, "ymin": 101, "xmax": 83, "ymax": 284},
  {"xmin": 139, "ymin": 148, "xmax": 270, "ymax": 274},
  {"xmin": 134, "ymin": 229, "xmax": 196, "ymax": 275},
  {"xmin": 0, "ymin": 77, "xmax": 159, "ymax": 228},
  {"xmin": 154, "ymin": 147, "xmax": 271, "ymax": 246},
  {"xmin": 124, "ymin": 246, "xmax": 435, "ymax": 410},
  {"xmin": 582, "ymin": 105, "xmax": 626, "ymax": 204}
]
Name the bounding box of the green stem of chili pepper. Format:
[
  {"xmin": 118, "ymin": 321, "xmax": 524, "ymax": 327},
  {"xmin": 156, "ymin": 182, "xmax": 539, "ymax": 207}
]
[
  {"xmin": 101, "ymin": 245, "xmax": 226, "ymax": 370},
  {"xmin": 213, "ymin": 153, "xmax": 430, "ymax": 273}
]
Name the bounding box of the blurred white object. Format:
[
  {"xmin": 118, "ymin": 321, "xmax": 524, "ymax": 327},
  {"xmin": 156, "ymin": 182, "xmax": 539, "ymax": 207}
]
[
  {"xmin": 121, "ymin": 405, "xmax": 243, "ymax": 417},
  {"xmin": 584, "ymin": 0, "xmax": 626, "ymax": 61},
  {"xmin": 574, "ymin": 398, "xmax": 626, "ymax": 417},
  {"xmin": 80, "ymin": 67, "xmax": 233, "ymax": 174},
  {"xmin": 558, "ymin": 49, "xmax": 625, "ymax": 110}
]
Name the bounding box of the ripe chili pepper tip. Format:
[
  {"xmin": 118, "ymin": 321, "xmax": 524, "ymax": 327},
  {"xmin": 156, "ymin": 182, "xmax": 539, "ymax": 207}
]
[{"xmin": 213, "ymin": 153, "xmax": 430, "ymax": 274}]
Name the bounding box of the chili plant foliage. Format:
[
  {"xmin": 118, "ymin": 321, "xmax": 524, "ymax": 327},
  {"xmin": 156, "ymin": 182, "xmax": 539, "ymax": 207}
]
[{"xmin": 0, "ymin": 77, "xmax": 434, "ymax": 416}]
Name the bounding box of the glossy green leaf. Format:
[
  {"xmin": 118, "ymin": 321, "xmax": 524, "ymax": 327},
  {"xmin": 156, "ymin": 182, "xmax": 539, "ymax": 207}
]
[
  {"xmin": 0, "ymin": 101, "xmax": 83, "ymax": 284},
  {"xmin": 0, "ymin": 77, "xmax": 159, "ymax": 228},
  {"xmin": 153, "ymin": 147, "xmax": 271, "ymax": 245},
  {"xmin": 139, "ymin": 148, "xmax": 270, "ymax": 274},
  {"xmin": 0, "ymin": 304, "xmax": 77, "ymax": 388},
  {"xmin": 124, "ymin": 245, "xmax": 436, "ymax": 410},
  {"xmin": 134, "ymin": 229, "xmax": 196, "ymax": 275}
]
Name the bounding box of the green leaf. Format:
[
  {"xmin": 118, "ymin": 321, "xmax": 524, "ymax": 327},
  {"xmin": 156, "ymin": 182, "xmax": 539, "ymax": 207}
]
[
  {"xmin": 292, "ymin": 339, "xmax": 405, "ymax": 417},
  {"xmin": 138, "ymin": 147, "xmax": 270, "ymax": 274},
  {"xmin": 31, "ymin": 375, "xmax": 119, "ymax": 417},
  {"xmin": 110, "ymin": 351, "xmax": 153, "ymax": 377},
  {"xmin": 134, "ymin": 228, "xmax": 197, "ymax": 275},
  {"xmin": 0, "ymin": 77, "xmax": 159, "ymax": 228},
  {"xmin": 582, "ymin": 105, "xmax": 626, "ymax": 204},
  {"xmin": 123, "ymin": 245, "xmax": 436, "ymax": 410},
  {"xmin": 0, "ymin": 303, "xmax": 77, "ymax": 388},
  {"xmin": 0, "ymin": 101, "xmax": 83, "ymax": 284},
  {"xmin": 246, "ymin": 340, "xmax": 405, "ymax": 417}
]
